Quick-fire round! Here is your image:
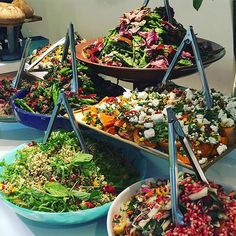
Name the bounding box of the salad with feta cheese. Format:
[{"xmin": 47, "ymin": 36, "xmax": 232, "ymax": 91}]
[
  {"xmin": 83, "ymin": 6, "xmax": 210, "ymax": 69},
  {"xmin": 0, "ymin": 131, "xmax": 140, "ymax": 212},
  {"xmin": 80, "ymin": 87, "xmax": 236, "ymax": 165},
  {"xmin": 112, "ymin": 173, "xmax": 236, "ymax": 235}
]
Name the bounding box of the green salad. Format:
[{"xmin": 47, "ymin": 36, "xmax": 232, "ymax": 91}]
[
  {"xmin": 83, "ymin": 6, "xmax": 193, "ymax": 68},
  {"xmin": 14, "ymin": 62, "xmax": 125, "ymax": 115},
  {"xmin": 0, "ymin": 131, "xmax": 140, "ymax": 212}
]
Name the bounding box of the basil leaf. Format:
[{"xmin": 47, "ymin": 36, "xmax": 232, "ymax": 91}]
[
  {"xmin": 71, "ymin": 190, "xmax": 90, "ymax": 200},
  {"xmin": 44, "ymin": 182, "xmax": 70, "ymax": 197}
]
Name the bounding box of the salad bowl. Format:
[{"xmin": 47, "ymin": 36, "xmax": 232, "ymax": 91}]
[
  {"xmin": 76, "ymin": 37, "xmax": 225, "ymax": 84},
  {"xmin": 107, "ymin": 175, "xmax": 236, "ymax": 235},
  {"xmin": 11, "ymin": 69, "xmax": 125, "ymax": 131},
  {"xmin": 0, "ymin": 136, "xmax": 147, "ymax": 225},
  {"xmin": 11, "ymin": 89, "xmax": 71, "ymax": 131}
]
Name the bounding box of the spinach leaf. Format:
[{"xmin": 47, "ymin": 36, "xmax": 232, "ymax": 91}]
[
  {"xmin": 90, "ymin": 190, "xmax": 102, "ymax": 200},
  {"xmin": 44, "ymin": 182, "xmax": 70, "ymax": 197},
  {"xmin": 71, "ymin": 153, "xmax": 93, "ymax": 165},
  {"xmin": 71, "ymin": 190, "xmax": 90, "ymax": 200}
]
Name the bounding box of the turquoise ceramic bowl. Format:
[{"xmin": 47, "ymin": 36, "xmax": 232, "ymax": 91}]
[{"xmin": 0, "ymin": 143, "xmax": 147, "ymax": 225}]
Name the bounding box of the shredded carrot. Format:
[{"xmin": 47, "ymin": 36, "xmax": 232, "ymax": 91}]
[
  {"xmin": 114, "ymin": 119, "xmax": 125, "ymax": 128},
  {"xmin": 145, "ymin": 189, "xmax": 155, "ymax": 198}
]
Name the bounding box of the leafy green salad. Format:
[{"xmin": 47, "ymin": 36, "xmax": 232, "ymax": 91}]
[
  {"xmin": 14, "ymin": 62, "xmax": 124, "ymax": 115},
  {"xmin": 83, "ymin": 6, "xmax": 193, "ymax": 68},
  {"xmin": 0, "ymin": 131, "xmax": 140, "ymax": 212}
]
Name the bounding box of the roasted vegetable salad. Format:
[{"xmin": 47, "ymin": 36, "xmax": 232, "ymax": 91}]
[{"xmin": 80, "ymin": 87, "xmax": 236, "ymax": 166}]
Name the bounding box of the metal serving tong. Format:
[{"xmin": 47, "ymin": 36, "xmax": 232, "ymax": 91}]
[
  {"xmin": 12, "ymin": 38, "xmax": 31, "ymax": 89},
  {"xmin": 142, "ymin": 0, "xmax": 173, "ymax": 24},
  {"xmin": 61, "ymin": 22, "xmax": 78, "ymax": 92},
  {"xmin": 43, "ymin": 90, "xmax": 88, "ymax": 153},
  {"xmin": 162, "ymin": 26, "xmax": 213, "ymax": 109},
  {"xmin": 26, "ymin": 37, "xmax": 66, "ymax": 72},
  {"xmin": 167, "ymin": 107, "xmax": 209, "ymax": 226}
]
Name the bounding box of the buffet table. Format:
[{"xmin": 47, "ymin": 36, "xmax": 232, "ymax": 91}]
[{"xmin": 1, "ymin": 121, "xmax": 236, "ymax": 236}]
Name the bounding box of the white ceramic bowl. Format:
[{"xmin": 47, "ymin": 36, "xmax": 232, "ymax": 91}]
[
  {"xmin": 107, "ymin": 177, "xmax": 156, "ymax": 236},
  {"xmin": 106, "ymin": 176, "xmax": 235, "ymax": 236}
]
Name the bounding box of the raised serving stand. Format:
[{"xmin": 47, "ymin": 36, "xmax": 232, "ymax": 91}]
[
  {"xmin": 10, "ymin": 24, "xmax": 235, "ymax": 172},
  {"xmin": 0, "ymin": 15, "xmax": 42, "ymax": 61}
]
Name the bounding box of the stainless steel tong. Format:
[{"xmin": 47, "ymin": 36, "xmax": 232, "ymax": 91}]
[
  {"xmin": 167, "ymin": 107, "xmax": 208, "ymax": 226},
  {"xmin": 12, "ymin": 38, "xmax": 31, "ymax": 89},
  {"xmin": 162, "ymin": 26, "xmax": 213, "ymax": 109},
  {"xmin": 61, "ymin": 22, "xmax": 79, "ymax": 93},
  {"xmin": 43, "ymin": 91, "xmax": 88, "ymax": 153}
]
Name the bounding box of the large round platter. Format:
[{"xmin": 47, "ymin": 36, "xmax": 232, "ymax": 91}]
[
  {"xmin": 76, "ymin": 37, "xmax": 225, "ymax": 83},
  {"xmin": 0, "ymin": 143, "xmax": 147, "ymax": 225}
]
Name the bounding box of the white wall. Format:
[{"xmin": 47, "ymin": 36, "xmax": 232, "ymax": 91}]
[{"xmin": 22, "ymin": 0, "xmax": 235, "ymax": 95}]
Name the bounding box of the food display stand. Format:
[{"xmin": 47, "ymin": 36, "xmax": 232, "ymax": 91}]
[{"xmin": 0, "ymin": 15, "xmax": 42, "ymax": 61}]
